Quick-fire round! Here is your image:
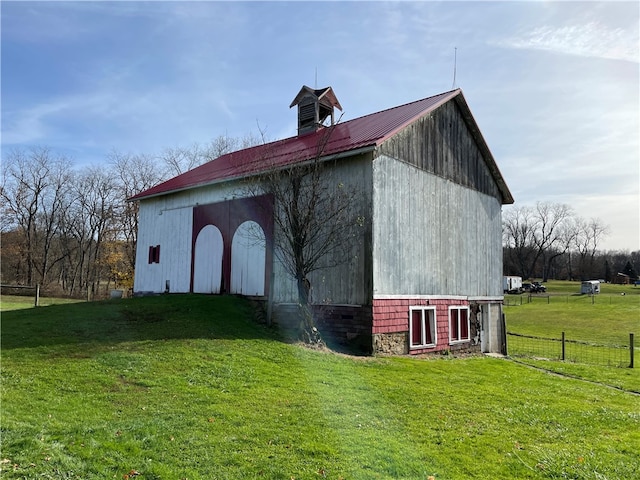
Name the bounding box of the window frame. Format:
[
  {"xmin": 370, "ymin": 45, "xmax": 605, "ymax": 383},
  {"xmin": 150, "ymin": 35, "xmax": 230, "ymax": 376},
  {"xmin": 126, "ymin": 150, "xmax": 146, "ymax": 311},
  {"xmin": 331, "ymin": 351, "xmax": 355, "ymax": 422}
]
[
  {"xmin": 409, "ymin": 306, "xmax": 437, "ymax": 349},
  {"xmin": 448, "ymin": 306, "xmax": 470, "ymax": 344}
]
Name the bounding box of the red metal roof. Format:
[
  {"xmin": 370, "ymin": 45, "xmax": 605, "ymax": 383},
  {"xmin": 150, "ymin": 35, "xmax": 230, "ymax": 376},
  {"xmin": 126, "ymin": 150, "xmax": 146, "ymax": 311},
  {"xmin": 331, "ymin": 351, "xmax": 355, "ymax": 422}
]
[{"xmin": 130, "ymin": 89, "xmax": 468, "ymax": 201}]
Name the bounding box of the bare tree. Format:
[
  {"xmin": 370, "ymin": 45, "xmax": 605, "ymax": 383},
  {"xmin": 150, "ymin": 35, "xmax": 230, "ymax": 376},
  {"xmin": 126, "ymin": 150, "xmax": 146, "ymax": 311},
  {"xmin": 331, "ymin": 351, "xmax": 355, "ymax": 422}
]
[
  {"xmin": 1, "ymin": 147, "xmax": 72, "ymax": 286},
  {"xmin": 503, "ymin": 202, "xmax": 575, "ymax": 280},
  {"xmin": 161, "ymin": 133, "xmax": 266, "ymax": 177},
  {"xmin": 160, "ymin": 144, "xmax": 204, "ymax": 177},
  {"xmin": 74, "ymin": 166, "xmax": 119, "ymax": 296},
  {"xmin": 245, "ymin": 126, "xmax": 362, "ymax": 345},
  {"xmin": 533, "ymin": 202, "xmax": 574, "ymax": 281},
  {"xmin": 502, "ymin": 205, "xmax": 538, "ymax": 279},
  {"xmin": 573, "ymin": 217, "xmax": 610, "ymax": 279}
]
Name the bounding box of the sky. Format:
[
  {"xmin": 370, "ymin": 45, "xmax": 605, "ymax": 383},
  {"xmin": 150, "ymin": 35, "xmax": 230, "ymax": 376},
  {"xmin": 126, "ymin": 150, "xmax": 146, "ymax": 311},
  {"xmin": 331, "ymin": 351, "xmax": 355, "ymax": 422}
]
[{"xmin": 2, "ymin": 1, "xmax": 639, "ymax": 251}]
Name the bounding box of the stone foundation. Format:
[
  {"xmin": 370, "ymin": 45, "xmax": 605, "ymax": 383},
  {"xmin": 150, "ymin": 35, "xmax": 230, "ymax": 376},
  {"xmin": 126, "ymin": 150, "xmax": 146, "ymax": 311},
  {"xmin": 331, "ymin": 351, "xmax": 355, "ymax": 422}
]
[{"xmin": 372, "ymin": 332, "xmax": 408, "ymax": 355}]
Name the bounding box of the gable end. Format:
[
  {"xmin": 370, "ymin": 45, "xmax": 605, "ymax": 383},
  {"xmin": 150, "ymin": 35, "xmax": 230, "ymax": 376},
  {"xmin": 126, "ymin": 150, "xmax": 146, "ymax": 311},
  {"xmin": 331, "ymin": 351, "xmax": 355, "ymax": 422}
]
[{"xmin": 378, "ymin": 96, "xmax": 513, "ymax": 204}]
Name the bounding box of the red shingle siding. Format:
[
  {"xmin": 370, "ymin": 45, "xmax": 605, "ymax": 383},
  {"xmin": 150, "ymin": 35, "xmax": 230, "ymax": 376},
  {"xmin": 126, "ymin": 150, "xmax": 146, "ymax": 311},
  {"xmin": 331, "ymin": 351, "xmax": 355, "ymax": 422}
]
[{"xmin": 372, "ymin": 297, "xmax": 471, "ymax": 354}]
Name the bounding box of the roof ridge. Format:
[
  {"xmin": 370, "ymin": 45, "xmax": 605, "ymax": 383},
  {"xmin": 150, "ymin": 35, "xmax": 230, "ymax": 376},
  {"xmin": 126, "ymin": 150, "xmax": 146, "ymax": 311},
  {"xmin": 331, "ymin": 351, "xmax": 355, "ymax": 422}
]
[
  {"xmin": 338, "ymin": 88, "xmax": 461, "ymax": 127},
  {"xmin": 221, "ymin": 88, "xmax": 462, "ymax": 157}
]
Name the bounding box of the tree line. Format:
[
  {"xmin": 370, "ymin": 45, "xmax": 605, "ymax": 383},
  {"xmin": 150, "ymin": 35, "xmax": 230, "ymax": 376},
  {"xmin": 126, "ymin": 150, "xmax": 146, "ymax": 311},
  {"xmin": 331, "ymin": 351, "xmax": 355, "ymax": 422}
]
[
  {"xmin": 1, "ymin": 136, "xmax": 259, "ymax": 297},
  {"xmin": 2, "ymin": 142, "xmax": 638, "ymax": 298},
  {"xmin": 502, "ymin": 202, "xmax": 639, "ymax": 283}
]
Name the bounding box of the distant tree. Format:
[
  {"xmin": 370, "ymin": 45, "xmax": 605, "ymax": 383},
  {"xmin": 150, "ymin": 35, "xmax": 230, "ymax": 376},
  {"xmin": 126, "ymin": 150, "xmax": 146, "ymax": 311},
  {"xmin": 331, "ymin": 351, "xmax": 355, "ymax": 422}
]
[
  {"xmin": 502, "ymin": 205, "xmax": 538, "ymax": 279},
  {"xmin": 161, "ymin": 133, "xmax": 265, "ymax": 177},
  {"xmin": 0, "ymin": 230, "xmax": 25, "ymax": 284},
  {"xmin": 503, "ymin": 202, "xmax": 573, "ymax": 280},
  {"xmin": 622, "ymin": 260, "xmax": 638, "ymax": 280},
  {"xmin": 75, "ymin": 166, "xmax": 119, "ymax": 296},
  {"xmin": 160, "ymin": 144, "xmax": 207, "ymax": 177},
  {"xmin": 503, "ymin": 202, "xmax": 612, "ymax": 282},
  {"xmin": 533, "ymin": 202, "xmax": 574, "ymax": 281},
  {"xmin": 102, "ymin": 240, "xmax": 132, "ymax": 290},
  {"xmin": 604, "ymin": 260, "xmax": 612, "ymax": 283},
  {"xmin": 573, "ymin": 217, "xmax": 610, "ymax": 279}
]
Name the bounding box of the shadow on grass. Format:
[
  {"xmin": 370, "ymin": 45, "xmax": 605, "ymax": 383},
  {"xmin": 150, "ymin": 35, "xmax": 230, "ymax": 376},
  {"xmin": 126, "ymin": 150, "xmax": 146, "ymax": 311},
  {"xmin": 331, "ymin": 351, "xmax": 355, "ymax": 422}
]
[{"xmin": 1, "ymin": 294, "xmax": 282, "ymax": 351}]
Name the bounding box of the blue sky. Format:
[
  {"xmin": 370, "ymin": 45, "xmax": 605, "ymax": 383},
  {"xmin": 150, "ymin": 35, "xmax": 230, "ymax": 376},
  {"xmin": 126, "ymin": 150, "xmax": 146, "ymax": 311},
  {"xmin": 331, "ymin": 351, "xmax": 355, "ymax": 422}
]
[{"xmin": 2, "ymin": 1, "xmax": 638, "ymax": 251}]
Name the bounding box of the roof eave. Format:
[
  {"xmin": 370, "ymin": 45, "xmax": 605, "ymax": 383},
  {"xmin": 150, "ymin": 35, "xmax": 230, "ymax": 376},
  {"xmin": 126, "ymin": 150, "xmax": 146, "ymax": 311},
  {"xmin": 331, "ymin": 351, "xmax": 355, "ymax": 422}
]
[{"xmin": 128, "ymin": 144, "xmax": 377, "ymax": 202}]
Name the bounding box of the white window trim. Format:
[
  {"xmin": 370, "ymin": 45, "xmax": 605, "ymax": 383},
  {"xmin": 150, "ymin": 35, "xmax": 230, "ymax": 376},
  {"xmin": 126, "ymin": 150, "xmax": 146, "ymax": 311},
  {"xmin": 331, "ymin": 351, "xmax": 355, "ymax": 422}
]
[
  {"xmin": 448, "ymin": 306, "xmax": 471, "ymax": 344},
  {"xmin": 409, "ymin": 306, "xmax": 437, "ymax": 349}
]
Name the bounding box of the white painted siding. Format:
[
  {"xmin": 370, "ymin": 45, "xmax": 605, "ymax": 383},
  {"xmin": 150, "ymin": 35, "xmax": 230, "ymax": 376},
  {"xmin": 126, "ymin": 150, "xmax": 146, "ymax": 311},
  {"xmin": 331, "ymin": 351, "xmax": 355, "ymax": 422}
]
[
  {"xmin": 372, "ymin": 154, "xmax": 503, "ymax": 297},
  {"xmin": 134, "ymin": 201, "xmax": 193, "ymax": 293}
]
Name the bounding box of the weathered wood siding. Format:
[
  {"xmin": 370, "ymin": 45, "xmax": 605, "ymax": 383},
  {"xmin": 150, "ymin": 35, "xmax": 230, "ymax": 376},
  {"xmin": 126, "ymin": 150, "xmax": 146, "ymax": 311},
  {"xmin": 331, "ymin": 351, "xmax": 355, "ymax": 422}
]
[
  {"xmin": 372, "ymin": 99, "xmax": 505, "ymax": 298},
  {"xmin": 372, "ymin": 154, "xmax": 503, "ymax": 297},
  {"xmin": 270, "ymin": 153, "xmax": 374, "ymax": 305},
  {"xmin": 379, "ymin": 99, "xmax": 502, "ymax": 201}
]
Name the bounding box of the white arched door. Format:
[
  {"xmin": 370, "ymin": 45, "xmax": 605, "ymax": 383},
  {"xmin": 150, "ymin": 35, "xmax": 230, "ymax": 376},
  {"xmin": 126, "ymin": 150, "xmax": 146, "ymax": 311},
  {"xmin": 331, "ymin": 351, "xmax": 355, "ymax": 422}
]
[
  {"xmin": 231, "ymin": 221, "xmax": 266, "ymax": 296},
  {"xmin": 193, "ymin": 225, "xmax": 224, "ymax": 294}
]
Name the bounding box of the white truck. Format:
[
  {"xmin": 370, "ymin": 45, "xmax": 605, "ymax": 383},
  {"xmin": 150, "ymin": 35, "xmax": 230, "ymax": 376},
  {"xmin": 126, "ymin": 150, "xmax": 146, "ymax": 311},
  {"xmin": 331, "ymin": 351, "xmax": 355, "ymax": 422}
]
[
  {"xmin": 503, "ymin": 276, "xmax": 523, "ymax": 294},
  {"xmin": 581, "ymin": 280, "xmax": 601, "ymax": 294}
]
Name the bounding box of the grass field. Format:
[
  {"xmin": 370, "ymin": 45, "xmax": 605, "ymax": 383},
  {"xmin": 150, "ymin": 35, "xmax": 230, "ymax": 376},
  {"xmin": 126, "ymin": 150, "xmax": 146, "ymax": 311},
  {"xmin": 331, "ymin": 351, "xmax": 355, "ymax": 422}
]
[
  {"xmin": 504, "ymin": 280, "xmax": 640, "ymax": 393},
  {"xmin": 1, "ymin": 294, "xmax": 83, "ymax": 311},
  {"xmin": 2, "ymin": 294, "xmax": 639, "ymax": 479}
]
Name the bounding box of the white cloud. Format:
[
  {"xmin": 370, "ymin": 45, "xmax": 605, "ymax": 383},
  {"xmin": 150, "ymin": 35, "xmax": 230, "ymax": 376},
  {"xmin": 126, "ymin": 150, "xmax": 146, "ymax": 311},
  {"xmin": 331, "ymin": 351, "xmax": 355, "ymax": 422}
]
[
  {"xmin": 1, "ymin": 101, "xmax": 63, "ymax": 145},
  {"xmin": 499, "ymin": 22, "xmax": 639, "ymax": 63}
]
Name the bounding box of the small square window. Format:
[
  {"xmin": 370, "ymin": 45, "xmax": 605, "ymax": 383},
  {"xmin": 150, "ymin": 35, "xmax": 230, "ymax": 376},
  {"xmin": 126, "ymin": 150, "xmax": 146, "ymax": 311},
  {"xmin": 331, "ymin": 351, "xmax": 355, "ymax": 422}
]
[
  {"xmin": 148, "ymin": 245, "xmax": 160, "ymax": 264},
  {"xmin": 409, "ymin": 307, "xmax": 436, "ymax": 349},
  {"xmin": 449, "ymin": 306, "xmax": 470, "ymax": 344}
]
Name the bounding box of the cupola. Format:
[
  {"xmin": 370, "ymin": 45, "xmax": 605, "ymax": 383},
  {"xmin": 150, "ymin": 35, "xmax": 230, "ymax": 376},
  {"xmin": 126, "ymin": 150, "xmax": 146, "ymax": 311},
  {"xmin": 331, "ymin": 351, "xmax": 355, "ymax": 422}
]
[{"xmin": 290, "ymin": 85, "xmax": 342, "ymax": 136}]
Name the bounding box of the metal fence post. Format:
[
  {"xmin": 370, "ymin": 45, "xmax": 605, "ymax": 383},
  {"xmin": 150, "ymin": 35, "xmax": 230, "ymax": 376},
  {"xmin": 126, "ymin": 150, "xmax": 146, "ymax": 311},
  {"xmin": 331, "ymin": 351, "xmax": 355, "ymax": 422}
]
[
  {"xmin": 630, "ymin": 333, "xmax": 635, "ymax": 369},
  {"xmin": 561, "ymin": 331, "xmax": 566, "ymax": 361}
]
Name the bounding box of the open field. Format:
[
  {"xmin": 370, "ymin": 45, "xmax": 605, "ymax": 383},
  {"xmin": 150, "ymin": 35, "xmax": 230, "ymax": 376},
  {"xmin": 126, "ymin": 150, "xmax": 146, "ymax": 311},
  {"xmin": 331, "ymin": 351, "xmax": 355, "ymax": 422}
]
[
  {"xmin": 504, "ymin": 280, "xmax": 640, "ymax": 392},
  {"xmin": 2, "ymin": 295, "xmax": 639, "ymax": 479}
]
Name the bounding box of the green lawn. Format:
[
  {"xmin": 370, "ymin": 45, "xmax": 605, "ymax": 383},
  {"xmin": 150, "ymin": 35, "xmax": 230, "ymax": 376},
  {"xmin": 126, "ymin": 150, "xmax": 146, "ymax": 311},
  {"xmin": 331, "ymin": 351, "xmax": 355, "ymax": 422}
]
[{"xmin": 2, "ymin": 295, "xmax": 639, "ymax": 479}]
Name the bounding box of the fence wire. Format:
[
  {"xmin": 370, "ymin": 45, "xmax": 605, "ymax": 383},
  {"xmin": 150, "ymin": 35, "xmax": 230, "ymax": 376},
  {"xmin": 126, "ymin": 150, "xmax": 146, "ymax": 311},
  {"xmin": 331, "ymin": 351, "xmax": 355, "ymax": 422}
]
[{"xmin": 507, "ymin": 332, "xmax": 634, "ymax": 368}]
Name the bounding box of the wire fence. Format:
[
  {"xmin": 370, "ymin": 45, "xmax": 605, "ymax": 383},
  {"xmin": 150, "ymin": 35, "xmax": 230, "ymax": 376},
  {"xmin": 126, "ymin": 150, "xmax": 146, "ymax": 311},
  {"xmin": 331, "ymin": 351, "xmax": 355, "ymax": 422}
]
[
  {"xmin": 503, "ymin": 293, "xmax": 639, "ymax": 306},
  {"xmin": 507, "ymin": 331, "xmax": 635, "ymax": 368}
]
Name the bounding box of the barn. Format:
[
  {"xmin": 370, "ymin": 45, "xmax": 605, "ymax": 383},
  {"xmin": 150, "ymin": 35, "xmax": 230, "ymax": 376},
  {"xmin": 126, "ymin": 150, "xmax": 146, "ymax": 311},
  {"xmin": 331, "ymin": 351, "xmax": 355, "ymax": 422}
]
[{"xmin": 130, "ymin": 86, "xmax": 514, "ymax": 355}]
